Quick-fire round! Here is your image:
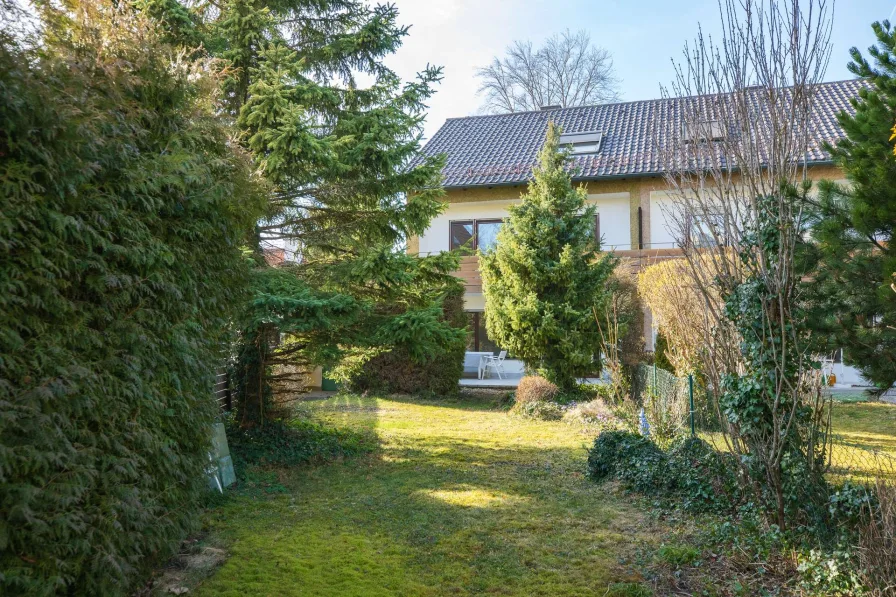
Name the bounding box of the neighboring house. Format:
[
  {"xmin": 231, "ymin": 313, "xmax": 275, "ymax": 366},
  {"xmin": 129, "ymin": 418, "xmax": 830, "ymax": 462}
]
[{"xmin": 411, "ymin": 78, "xmax": 870, "ymax": 385}]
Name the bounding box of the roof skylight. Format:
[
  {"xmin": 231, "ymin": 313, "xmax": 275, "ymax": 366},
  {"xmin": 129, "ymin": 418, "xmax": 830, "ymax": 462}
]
[{"xmin": 558, "ymin": 131, "xmax": 603, "ymax": 155}]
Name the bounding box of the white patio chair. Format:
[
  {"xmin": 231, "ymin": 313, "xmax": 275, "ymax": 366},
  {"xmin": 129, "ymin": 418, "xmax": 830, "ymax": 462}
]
[{"xmin": 483, "ymin": 351, "xmax": 507, "ymax": 379}]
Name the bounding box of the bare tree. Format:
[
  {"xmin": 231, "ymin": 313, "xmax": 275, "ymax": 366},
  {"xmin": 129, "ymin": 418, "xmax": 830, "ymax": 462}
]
[
  {"xmin": 656, "ymin": 0, "xmax": 834, "ymax": 528},
  {"xmin": 476, "ymin": 29, "xmax": 620, "ymax": 113}
]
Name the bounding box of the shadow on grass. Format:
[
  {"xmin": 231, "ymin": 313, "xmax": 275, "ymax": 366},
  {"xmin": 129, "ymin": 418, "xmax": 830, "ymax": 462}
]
[{"xmin": 196, "ymin": 393, "xmax": 652, "ymax": 596}]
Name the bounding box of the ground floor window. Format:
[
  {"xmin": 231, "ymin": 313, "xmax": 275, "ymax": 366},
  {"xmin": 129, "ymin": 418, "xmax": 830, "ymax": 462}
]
[{"xmin": 465, "ymin": 311, "xmax": 501, "ymax": 353}]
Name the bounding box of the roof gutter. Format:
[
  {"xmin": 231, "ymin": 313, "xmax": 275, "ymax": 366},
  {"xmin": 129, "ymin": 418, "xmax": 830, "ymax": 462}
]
[{"xmin": 441, "ymin": 159, "xmax": 837, "ymax": 190}]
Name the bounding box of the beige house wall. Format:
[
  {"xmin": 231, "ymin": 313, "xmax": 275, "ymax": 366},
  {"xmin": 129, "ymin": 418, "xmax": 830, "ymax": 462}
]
[
  {"xmin": 410, "ymin": 164, "xmax": 845, "ymax": 351},
  {"xmin": 411, "ymin": 164, "xmax": 844, "ymax": 257}
]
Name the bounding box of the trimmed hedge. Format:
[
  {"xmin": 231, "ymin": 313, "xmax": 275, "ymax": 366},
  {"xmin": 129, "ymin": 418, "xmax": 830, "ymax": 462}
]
[
  {"xmin": 0, "ymin": 8, "xmax": 260, "ymax": 595},
  {"xmin": 349, "ymin": 285, "xmax": 467, "ymax": 396}
]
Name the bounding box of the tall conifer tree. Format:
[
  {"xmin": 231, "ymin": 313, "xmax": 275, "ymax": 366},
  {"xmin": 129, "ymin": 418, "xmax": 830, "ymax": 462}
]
[
  {"xmin": 145, "ymin": 0, "xmax": 467, "ymax": 421},
  {"xmin": 806, "ymin": 20, "xmax": 896, "ymax": 393},
  {"xmin": 480, "ymin": 123, "xmax": 617, "ymax": 390}
]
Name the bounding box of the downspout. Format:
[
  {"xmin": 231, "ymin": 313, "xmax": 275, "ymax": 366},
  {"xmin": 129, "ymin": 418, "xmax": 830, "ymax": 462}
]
[{"xmin": 637, "ymin": 206, "xmax": 643, "ymax": 250}]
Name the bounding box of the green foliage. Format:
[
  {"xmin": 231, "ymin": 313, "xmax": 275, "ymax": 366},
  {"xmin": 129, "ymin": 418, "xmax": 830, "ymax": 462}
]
[
  {"xmin": 175, "ymin": 0, "xmax": 461, "ymax": 423},
  {"xmin": 588, "ymin": 433, "xmax": 742, "ymax": 514},
  {"xmin": 655, "ymin": 544, "xmax": 701, "ymax": 567},
  {"xmin": 722, "ymin": 190, "xmax": 832, "ymax": 528},
  {"xmin": 666, "ymin": 438, "xmax": 742, "ymax": 514},
  {"xmin": 653, "ymin": 332, "xmax": 674, "ymax": 372},
  {"xmin": 0, "ymin": 3, "xmax": 262, "ymax": 594},
  {"xmin": 586, "ymin": 431, "xmax": 669, "ymax": 494},
  {"xmin": 348, "ymin": 284, "xmax": 468, "ymax": 396},
  {"xmin": 225, "ymin": 417, "xmax": 377, "ymax": 475},
  {"xmin": 805, "ymin": 19, "xmax": 896, "ymax": 393},
  {"xmin": 480, "ymin": 122, "xmax": 617, "ymax": 390}
]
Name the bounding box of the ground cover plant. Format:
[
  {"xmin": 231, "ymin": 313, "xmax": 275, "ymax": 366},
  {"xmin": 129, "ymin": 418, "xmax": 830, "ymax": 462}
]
[{"xmin": 588, "ymin": 398, "xmax": 896, "ymax": 595}]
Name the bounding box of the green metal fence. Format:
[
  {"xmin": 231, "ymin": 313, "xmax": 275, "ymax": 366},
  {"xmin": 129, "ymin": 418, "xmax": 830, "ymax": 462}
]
[
  {"xmin": 632, "ymin": 363, "xmax": 716, "ymax": 437},
  {"xmin": 633, "ymin": 364, "xmax": 896, "ymax": 483}
]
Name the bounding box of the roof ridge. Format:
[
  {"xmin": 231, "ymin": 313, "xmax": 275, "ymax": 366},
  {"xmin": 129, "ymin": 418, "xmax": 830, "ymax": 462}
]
[{"xmin": 442, "ymin": 77, "xmax": 863, "ymax": 124}]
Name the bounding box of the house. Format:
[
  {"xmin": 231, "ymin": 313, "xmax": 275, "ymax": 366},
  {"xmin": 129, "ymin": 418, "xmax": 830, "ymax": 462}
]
[{"xmin": 411, "ymin": 78, "xmax": 868, "ymax": 385}]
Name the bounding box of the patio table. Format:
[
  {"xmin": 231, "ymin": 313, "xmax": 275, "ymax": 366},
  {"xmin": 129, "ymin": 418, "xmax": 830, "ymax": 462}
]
[{"xmin": 464, "ymin": 351, "xmax": 494, "ymax": 380}]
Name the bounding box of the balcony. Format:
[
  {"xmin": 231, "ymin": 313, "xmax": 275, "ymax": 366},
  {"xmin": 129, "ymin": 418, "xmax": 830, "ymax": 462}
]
[{"xmin": 453, "ymin": 248, "xmax": 687, "ymax": 293}]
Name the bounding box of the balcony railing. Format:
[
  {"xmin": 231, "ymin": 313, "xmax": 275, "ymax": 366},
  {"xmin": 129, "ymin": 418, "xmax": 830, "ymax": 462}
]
[{"xmin": 454, "ymin": 248, "xmax": 687, "ymax": 293}]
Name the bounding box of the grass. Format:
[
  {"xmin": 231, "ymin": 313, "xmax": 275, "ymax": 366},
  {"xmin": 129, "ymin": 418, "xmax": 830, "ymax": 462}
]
[
  {"xmin": 831, "ymin": 401, "xmax": 896, "ymax": 453},
  {"xmin": 189, "ymin": 392, "xmax": 661, "ymax": 596},
  {"xmin": 829, "ymin": 400, "xmax": 896, "ymax": 481},
  {"xmin": 701, "ymin": 399, "xmax": 896, "ymax": 480},
  {"xmin": 153, "ymin": 393, "xmax": 896, "ymax": 596}
]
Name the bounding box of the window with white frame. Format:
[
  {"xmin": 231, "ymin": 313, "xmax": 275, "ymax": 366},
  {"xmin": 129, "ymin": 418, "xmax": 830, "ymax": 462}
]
[{"xmin": 686, "ymin": 211, "xmax": 726, "ymax": 248}]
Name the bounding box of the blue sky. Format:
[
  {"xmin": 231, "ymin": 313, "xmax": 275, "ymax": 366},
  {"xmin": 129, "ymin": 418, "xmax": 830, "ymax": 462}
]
[{"xmin": 385, "ymin": 0, "xmax": 895, "ymax": 139}]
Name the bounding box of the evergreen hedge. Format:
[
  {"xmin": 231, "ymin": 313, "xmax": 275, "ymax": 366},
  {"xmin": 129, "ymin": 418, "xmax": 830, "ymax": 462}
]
[{"xmin": 0, "ymin": 5, "xmax": 261, "ymax": 594}]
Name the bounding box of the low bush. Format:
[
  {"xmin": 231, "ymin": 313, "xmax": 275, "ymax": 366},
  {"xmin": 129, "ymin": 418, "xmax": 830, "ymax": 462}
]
[
  {"xmin": 667, "ymin": 437, "xmax": 743, "ymax": 514},
  {"xmin": 587, "ymin": 430, "xmax": 669, "ymax": 493},
  {"xmin": 515, "ymin": 375, "xmax": 560, "ymax": 404},
  {"xmin": 510, "ymin": 399, "xmax": 565, "ymax": 421},
  {"xmin": 348, "ymin": 287, "xmax": 467, "ymax": 396},
  {"xmin": 588, "ymin": 432, "xmax": 743, "ymax": 512}
]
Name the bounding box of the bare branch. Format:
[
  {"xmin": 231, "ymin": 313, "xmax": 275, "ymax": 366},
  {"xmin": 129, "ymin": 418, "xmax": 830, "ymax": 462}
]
[{"xmin": 475, "ymin": 29, "xmax": 620, "ymax": 113}]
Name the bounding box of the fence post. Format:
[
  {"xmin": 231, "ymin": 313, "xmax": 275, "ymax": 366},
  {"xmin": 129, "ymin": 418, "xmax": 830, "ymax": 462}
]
[
  {"xmin": 652, "ymin": 363, "xmax": 657, "ymax": 394},
  {"xmin": 688, "ymin": 374, "xmax": 695, "ymax": 438}
]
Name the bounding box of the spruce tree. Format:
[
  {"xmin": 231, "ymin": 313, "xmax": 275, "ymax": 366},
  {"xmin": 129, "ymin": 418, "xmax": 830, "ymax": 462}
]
[
  {"xmin": 141, "ymin": 0, "xmax": 466, "ymax": 421},
  {"xmin": 806, "ymin": 20, "xmax": 896, "ymax": 393},
  {"xmin": 480, "ymin": 122, "xmax": 617, "ymax": 391}
]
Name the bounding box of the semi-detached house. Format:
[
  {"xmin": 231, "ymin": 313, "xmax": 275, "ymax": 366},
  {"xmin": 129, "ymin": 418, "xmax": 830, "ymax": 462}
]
[{"xmin": 410, "ymin": 78, "xmax": 869, "ymax": 384}]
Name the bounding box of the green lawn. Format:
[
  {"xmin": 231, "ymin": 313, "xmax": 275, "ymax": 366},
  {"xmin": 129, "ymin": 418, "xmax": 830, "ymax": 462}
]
[
  {"xmin": 192, "ymin": 393, "xmax": 660, "ymax": 596},
  {"xmin": 160, "ymin": 394, "xmax": 896, "ymax": 596}
]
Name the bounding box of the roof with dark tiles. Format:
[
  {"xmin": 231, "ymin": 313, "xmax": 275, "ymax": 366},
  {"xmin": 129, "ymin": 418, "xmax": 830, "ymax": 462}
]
[{"xmin": 421, "ymin": 79, "xmax": 866, "ymax": 188}]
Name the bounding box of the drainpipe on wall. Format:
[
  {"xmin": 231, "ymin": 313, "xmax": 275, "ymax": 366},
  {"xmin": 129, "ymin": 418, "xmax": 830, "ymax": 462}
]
[{"xmin": 637, "ymin": 206, "xmax": 643, "ymax": 250}]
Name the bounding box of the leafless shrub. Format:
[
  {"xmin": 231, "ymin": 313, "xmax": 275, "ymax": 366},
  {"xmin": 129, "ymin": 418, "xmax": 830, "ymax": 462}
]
[
  {"xmin": 858, "ymin": 479, "xmax": 896, "ymax": 595},
  {"xmin": 515, "ymin": 375, "xmax": 560, "ymax": 404},
  {"xmin": 594, "ymin": 268, "xmax": 644, "ymax": 403},
  {"xmin": 656, "ymin": 0, "xmax": 834, "ymax": 528},
  {"xmin": 476, "ymin": 29, "xmax": 620, "ymax": 113}
]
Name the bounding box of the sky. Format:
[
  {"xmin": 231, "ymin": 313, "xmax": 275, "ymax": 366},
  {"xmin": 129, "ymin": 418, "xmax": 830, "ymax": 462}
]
[{"xmin": 382, "ymin": 0, "xmax": 896, "ymax": 140}]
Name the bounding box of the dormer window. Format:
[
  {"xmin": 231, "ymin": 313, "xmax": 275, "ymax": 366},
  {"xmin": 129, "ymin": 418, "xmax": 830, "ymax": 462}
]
[
  {"xmin": 559, "ymin": 131, "xmax": 603, "ymax": 155},
  {"xmin": 682, "ymin": 120, "xmax": 726, "ymax": 143}
]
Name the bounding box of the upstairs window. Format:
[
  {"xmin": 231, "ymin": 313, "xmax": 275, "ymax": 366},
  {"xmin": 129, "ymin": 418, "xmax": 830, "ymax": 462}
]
[
  {"xmin": 559, "ymin": 131, "xmax": 603, "ymax": 155},
  {"xmin": 682, "ymin": 120, "xmax": 726, "ymax": 143},
  {"xmin": 450, "ymin": 219, "xmax": 504, "ymax": 253},
  {"xmin": 476, "ymin": 221, "xmax": 502, "ymax": 251},
  {"xmin": 449, "ymin": 221, "xmax": 474, "ymax": 253}
]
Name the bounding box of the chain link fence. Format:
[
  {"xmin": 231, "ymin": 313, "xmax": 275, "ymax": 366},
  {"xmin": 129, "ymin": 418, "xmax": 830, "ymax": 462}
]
[{"xmin": 631, "ymin": 363, "xmax": 896, "ymax": 483}]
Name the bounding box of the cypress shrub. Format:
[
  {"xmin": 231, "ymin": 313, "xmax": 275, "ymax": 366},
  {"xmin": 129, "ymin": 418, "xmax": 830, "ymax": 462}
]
[{"xmin": 0, "ymin": 4, "xmax": 261, "ymax": 594}]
